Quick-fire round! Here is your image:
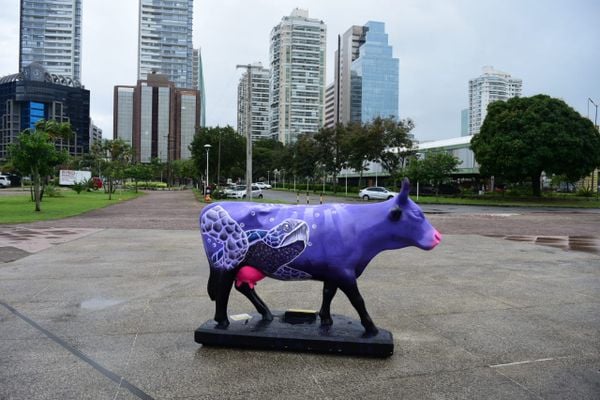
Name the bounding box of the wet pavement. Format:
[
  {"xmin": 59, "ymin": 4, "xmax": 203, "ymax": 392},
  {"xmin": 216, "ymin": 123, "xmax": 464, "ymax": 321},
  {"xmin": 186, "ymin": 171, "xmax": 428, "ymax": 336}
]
[{"xmin": 0, "ymin": 190, "xmax": 599, "ymax": 399}]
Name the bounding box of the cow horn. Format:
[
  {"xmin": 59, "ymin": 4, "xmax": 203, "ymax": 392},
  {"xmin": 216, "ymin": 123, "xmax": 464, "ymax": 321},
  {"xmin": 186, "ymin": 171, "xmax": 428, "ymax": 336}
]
[{"xmin": 398, "ymin": 178, "xmax": 410, "ymax": 204}]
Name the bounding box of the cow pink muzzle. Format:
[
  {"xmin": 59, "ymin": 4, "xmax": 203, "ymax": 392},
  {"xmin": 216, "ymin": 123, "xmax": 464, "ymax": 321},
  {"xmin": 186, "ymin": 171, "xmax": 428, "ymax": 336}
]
[{"xmin": 432, "ymin": 230, "xmax": 442, "ymax": 247}]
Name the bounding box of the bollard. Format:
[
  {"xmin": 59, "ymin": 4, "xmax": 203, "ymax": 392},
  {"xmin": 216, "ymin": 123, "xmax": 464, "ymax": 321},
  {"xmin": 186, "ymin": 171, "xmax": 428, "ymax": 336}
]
[
  {"xmin": 296, "ymin": 192, "xmax": 299, "ymax": 205},
  {"xmin": 320, "ymin": 193, "xmax": 323, "ymax": 204},
  {"xmin": 306, "ymin": 192, "xmax": 310, "ymax": 204}
]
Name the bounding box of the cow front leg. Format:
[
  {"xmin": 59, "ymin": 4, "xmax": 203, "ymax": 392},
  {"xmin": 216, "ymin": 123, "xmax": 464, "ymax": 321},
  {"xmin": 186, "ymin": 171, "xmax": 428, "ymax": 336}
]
[
  {"xmin": 213, "ymin": 270, "xmax": 236, "ymax": 329},
  {"xmin": 235, "ymin": 282, "xmax": 273, "ymax": 321},
  {"xmin": 339, "ymin": 282, "xmax": 378, "ymax": 335},
  {"xmin": 319, "ymin": 281, "xmax": 338, "ymax": 327}
]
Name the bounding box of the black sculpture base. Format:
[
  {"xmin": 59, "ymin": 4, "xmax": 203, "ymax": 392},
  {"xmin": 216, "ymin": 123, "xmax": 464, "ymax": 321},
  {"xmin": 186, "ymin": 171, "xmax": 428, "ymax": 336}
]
[{"xmin": 195, "ymin": 311, "xmax": 394, "ymax": 357}]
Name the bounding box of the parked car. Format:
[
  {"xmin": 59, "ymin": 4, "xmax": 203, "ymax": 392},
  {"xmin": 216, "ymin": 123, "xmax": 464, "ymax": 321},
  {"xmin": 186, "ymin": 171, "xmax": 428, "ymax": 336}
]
[
  {"xmin": 358, "ymin": 186, "xmax": 397, "ymax": 200},
  {"xmin": 0, "ymin": 175, "xmax": 11, "ymax": 188},
  {"xmin": 226, "ymin": 185, "xmax": 263, "ymax": 199},
  {"xmin": 253, "ymin": 182, "xmax": 272, "ymax": 190}
]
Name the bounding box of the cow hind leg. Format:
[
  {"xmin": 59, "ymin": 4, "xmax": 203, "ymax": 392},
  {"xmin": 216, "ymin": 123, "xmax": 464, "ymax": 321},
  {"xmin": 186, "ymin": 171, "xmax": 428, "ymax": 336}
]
[
  {"xmin": 339, "ymin": 282, "xmax": 378, "ymax": 335},
  {"xmin": 319, "ymin": 281, "xmax": 338, "ymax": 327},
  {"xmin": 235, "ymin": 282, "xmax": 273, "ymax": 321},
  {"xmin": 211, "ymin": 269, "xmax": 236, "ymax": 329}
]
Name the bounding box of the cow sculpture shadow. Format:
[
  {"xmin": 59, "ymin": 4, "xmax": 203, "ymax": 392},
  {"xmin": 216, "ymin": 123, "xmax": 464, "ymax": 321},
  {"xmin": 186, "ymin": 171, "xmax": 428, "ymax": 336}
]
[{"xmin": 200, "ymin": 178, "xmax": 441, "ymax": 335}]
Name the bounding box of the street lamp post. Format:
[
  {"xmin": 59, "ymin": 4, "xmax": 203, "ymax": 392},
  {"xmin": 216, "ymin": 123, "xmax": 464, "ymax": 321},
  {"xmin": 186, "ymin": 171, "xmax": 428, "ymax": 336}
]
[{"xmin": 204, "ymin": 144, "xmax": 211, "ymax": 196}]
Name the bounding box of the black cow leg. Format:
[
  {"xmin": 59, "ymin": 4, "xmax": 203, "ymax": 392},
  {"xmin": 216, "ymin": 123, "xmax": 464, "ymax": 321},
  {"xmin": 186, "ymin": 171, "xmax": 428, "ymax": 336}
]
[
  {"xmin": 319, "ymin": 281, "xmax": 338, "ymax": 326},
  {"xmin": 235, "ymin": 282, "xmax": 273, "ymax": 321},
  {"xmin": 339, "ymin": 282, "xmax": 378, "ymax": 335},
  {"xmin": 214, "ymin": 271, "xmax": 236, "ymax": 329}
]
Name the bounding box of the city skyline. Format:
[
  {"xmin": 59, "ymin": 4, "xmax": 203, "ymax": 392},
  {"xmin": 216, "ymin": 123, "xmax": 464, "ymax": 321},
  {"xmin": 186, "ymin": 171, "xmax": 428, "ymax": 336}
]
[{"xmin": 0, "ymin": 0, "xmax": 599, "ymax": 142}]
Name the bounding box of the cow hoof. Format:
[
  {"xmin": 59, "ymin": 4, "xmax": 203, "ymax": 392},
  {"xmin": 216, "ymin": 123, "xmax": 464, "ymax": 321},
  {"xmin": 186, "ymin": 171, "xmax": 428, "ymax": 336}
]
[
  {"xmin": 363, "ymin": 326, "xmax": 379, "ymax": 337},
  {"xmin": 215, "ymin": 319, "xmax": 230, "ymax": 329},
  {"xmin": 261, "ymin": 312, "xmax": 274, "ymax": 321},
  {"xmin": 319, "ymin": 315, "xmax": 333, "ymax": 326}
]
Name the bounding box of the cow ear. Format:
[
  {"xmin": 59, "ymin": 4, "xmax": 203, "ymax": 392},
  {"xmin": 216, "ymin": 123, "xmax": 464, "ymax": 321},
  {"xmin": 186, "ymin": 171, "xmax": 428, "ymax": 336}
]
[{"xmin": 397, "ymin": 178, "xmax": 410, "ymax": 205}]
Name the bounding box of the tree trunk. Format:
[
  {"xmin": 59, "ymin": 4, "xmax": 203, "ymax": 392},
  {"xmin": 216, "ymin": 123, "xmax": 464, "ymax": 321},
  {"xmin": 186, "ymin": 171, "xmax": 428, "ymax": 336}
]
[
  {"xmin": 531, "ymin": 174, "xmax": 541, "ymax": 197},
  {"xmin": 33, "ymin": 170, "xmax": 41, "ymax": 212},
  {"xmin": 108, "ymin": 178, "xmax": 113, "ymax": 200}
]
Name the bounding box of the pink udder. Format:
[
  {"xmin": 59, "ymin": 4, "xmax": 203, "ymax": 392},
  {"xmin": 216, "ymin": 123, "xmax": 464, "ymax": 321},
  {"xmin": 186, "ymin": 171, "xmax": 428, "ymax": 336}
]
[{"xmin": 235, "ymin": 265, "xmax": 266, "ymax": 289}]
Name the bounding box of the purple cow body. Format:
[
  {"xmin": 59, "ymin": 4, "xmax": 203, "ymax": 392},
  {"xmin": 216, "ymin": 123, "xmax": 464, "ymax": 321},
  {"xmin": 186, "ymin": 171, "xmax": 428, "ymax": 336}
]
[{"xmin": 200, "ymin": 179, "xmax": 441, "ymax": 334}]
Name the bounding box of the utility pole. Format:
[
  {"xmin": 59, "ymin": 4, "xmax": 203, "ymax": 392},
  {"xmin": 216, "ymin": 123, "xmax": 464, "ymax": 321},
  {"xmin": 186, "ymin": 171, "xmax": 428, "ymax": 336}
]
[{"xmin": 236, "ymin": 64, "xmax": 261, "ymax": 199}]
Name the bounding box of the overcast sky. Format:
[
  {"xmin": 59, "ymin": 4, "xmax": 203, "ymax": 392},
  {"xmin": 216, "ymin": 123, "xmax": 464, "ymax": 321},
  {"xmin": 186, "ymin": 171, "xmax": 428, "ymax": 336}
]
[{"xmin": 0, "ymin": 0, "xmax": 599, "ymax": 142}]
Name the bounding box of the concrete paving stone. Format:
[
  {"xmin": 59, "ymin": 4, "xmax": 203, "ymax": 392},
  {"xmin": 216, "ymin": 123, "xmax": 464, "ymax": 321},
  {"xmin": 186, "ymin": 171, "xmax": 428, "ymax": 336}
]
[
  {"xmin": 489, "ymin": 356, "xmax": 600, "ymax": 399},
  {"xmin": 0, "ymin": 338, "xmax": 141, "ymax": 400},
  {"xmin": 0, "ymin": 246, "xmax": 31, "ymax": 263},
  {"xmin": 373, "ymin": 284, "xmax": 514, "ymax": 317},
  {"xmin": 316, "ymin": 366, "xmax": 537, "ymax": 400},
  {"xmin": 460, "ymin": 277, "xmax": 597, "ymax": 308},
  {"xmin": 0, "ymin": 304, "xmax": 47, "ymax": 340},
  {"xmin": 0, "ymin": 273, "xmax": 205, "ymax": 305},
  {"xmin": 416, "ymin": 306, "xmax": 599, "ymax": 366},
  {"xmin": 92, "ymin": 332, "xmax": 326, "ymax": 399},
  {"xmin": 6, "ymin": 295, "xmax": 211, "ymax": 339}
]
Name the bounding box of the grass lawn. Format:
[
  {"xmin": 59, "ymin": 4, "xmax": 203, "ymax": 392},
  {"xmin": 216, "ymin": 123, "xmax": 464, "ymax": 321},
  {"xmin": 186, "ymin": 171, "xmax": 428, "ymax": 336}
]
[{"xmin": 0, "ymin": 189, "xmax": 143, "ymax": 224}]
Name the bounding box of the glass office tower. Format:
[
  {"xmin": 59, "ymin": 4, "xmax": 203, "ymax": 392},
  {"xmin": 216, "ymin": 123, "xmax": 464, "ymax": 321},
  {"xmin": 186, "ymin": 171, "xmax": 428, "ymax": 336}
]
[
  {"xmin": 19, "ymin": 0, "xmax": 82, "ymax": 82},
  {"xmin": 138, "ymin": 0, "xmax": 194, "ymax": 89},
  {"xmin": 350, "ymin": 21, "xmax": 399, "ymax": 123}
]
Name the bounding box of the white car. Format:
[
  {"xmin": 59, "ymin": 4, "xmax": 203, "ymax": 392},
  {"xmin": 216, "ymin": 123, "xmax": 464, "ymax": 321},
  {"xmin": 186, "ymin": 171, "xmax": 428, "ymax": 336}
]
[
  {"xmin": 226, "ymin": 185, "xmax": 263, "ymax": 199},
  {"xmin": 0, "ymin": 175, "xmax": 11, "ymax": 188},
  {"xmin": 253, "ymin": 182, "xmax": 272, "ymax": 190},
  {"xmin": 358, "ymin": 186, "xmax": 397, "ymax": 200}
]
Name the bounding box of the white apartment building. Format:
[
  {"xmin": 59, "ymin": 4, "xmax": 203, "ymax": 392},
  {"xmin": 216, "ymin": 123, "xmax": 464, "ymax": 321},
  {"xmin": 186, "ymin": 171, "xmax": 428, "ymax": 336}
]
[
  {"xmin": 19, "ymin": 0, "xmax": 82, "ymax": 82},
  {"xmin": 269, "ymin": 9, "xmax": 326, "ymax": 144},
  {"xmin": 469, "ymin": 66, "xmax": 522, "ymax": 135},
  {"xmin": 138, "ymin": 0, "xmax": 194, "ymax": 89},
  {"xmin": 237, "ymin": 63, "xmax": 271, "ymax": 141}
]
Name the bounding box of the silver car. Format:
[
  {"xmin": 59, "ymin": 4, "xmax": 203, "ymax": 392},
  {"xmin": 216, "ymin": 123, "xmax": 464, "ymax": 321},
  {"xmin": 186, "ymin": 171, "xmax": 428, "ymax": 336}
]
[
  {"xmin": 226, "ymin": 185, "xmax": 263, "ymax": 199},
  {"xmin": 0, "ymin": 175, "xmax": 11, "ymax": 188},
  {"xmin": 358, "ymin": 186, "xmax": 397, "ymax": 200}
]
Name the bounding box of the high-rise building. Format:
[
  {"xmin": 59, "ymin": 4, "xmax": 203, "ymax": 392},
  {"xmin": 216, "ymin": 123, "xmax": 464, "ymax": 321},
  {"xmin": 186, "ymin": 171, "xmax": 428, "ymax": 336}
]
[
  {"xmin": 469, "ymin": 66, "xmax": 522, "ymax": 135},
  {"xmin": 461, "ymin": 108, "xmax": 470, "ymax": 136},
  {"xmin": 19, "ymin": 0, "xmax": 82, "ymax": 83},
  {"xmin": 114, "ymin": 73, "xmax": 200, "ymax": 163},
  {"xmin": 89, "ymin": 122, "xmax": 102, "ymax": 148},
  {"xmin": 138, "ymin": 0, "xmax": 194, "ymax": 89},
  {"xmin": 324, "ymin": 83, "xmax": 335, "ymax": 128},
  {"xmin": 333, "ymin": 21, "xmax": 398, "ymax": 125},
  {"xmin": 237, "ymin": 63, "xmax": 271, "ymax": 141},
  {"xmin": 0, "ymin": 63, "xmax": 90, "ymax": 161},
  {"xmin": 269, "ymin": 9, "xmax": 326, "ymax": 144},
  {"xmin": 192, "ymin": 48, "xmax": 206, "ymax": 127}
]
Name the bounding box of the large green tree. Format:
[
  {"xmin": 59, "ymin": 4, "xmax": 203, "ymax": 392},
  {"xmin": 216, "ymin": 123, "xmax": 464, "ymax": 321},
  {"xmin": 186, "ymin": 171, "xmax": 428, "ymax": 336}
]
[
  {"xmin": 190, "ymin": 126, "xmax": 245, "ymax": 185},
  {"xmin": 369, "ymin": 117, "xmax": 415, "ymax": 186},
  {"xmin": 471, "ymin": 95, "xmax": 600, "ymax": 196},
  {"xmin": 8, "ymin": 120, "xmax": 72, "ymax": 211},
  {"xmin": 314, "ymin": 124, "xmax": 351, "ymax": 192},
  {"xmin": 253, "ymin": 139, "xmax": 285, "ymax": 182},
  {"xmin": 406, "ymin": 152, "xmax": 461, "ymax": 195}
]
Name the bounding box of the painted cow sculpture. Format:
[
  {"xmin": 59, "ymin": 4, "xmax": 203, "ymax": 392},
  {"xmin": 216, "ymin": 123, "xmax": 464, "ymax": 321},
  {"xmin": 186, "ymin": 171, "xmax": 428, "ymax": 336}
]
[{"xmin": 200, "ymin": 179, "xmax": 441, "ymax": 334}]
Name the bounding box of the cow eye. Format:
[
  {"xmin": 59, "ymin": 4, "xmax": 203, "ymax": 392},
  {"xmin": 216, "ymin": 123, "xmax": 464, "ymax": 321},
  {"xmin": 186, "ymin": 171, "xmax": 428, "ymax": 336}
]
[{"xmin": 389, "ymin": 207, "xmax": 402, "ymax": 221}]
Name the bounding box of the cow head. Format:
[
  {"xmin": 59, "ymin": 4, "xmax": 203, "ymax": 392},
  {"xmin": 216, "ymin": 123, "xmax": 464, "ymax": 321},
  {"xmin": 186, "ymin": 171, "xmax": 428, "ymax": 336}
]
[{"xmin": 387, "ymin": 178, "xmax": 441, "ymax": 250}]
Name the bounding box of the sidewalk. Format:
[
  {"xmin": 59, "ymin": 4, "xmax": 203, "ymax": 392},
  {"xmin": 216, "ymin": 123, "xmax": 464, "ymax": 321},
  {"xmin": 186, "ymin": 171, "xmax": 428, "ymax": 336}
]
[{"xmin": 0, "ymin": 191, "xmax": 598, "ymax": 399}]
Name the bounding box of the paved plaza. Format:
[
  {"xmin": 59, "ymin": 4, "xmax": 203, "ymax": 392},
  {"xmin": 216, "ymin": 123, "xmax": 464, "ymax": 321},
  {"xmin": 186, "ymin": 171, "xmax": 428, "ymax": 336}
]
[{"xmin": 0, "ymin": 191, "xmax": 599, "ymax": 399}]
